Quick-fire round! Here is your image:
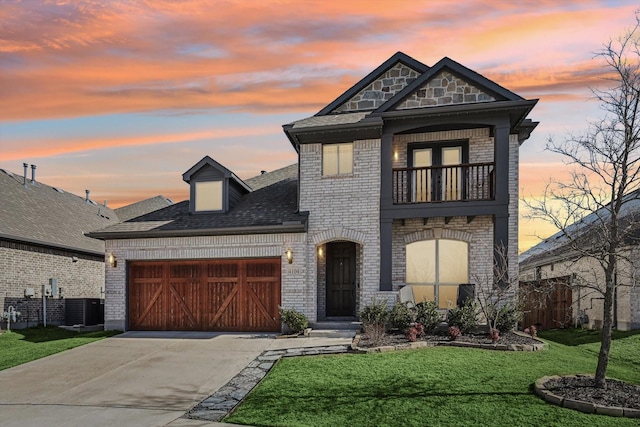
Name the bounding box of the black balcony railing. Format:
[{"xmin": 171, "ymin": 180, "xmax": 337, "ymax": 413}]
[{"xmin": 393, "ymin": 163, "xmax": 495, "ymax": 204}]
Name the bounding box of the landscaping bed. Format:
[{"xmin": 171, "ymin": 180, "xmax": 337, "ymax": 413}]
[{"xmin": 355, "ymin": 330, "xmax": 544, "ymax": 351}]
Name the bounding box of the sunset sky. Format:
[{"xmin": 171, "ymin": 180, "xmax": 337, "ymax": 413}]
[{"xmin": 1, "ymin": 0, "xmax": 638, "ymax": 252}]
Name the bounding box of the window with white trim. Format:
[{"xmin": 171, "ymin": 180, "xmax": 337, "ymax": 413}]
[{"xmin": 322, "ymin": 143, "xmax": 353, "ymax": 176}]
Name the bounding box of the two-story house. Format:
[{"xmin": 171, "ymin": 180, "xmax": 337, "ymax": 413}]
[{"xmin": 88, "ymin": 52, "xmax": 538, "ymax": 332}]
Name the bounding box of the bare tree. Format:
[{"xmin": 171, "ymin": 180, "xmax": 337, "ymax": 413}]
[{"xmin": 525, "ymin": 14, "xmax": 640, "ymax": 388}]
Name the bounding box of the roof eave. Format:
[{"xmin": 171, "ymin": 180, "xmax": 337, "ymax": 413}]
[
  {"xmin": 0, "ymin": 233, "xmax": 105, "ymax": 257},
  {"xmin": 86, "ymin": 222, "xmax": 308, "ymax": 241},
  {"xmin": 285, "ymin": 117, "xmax": 384, "ymax": 145}
]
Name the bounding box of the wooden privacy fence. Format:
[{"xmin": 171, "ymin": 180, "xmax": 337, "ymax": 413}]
[{"xmin": 520, "ymin": 276, "xmax": 572, "ymax": 330}]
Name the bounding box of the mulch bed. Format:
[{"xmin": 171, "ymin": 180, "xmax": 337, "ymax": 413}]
[
  {"xmin": 356, "ymin": 330, "xmax": 539, "ymax": 348},
  {"xmin": 545, "ymin": 375, "xmax": 640, "ymax": 410}
]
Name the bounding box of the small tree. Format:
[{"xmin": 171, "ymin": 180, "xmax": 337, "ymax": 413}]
[
  {"xmin": 474, "ymin": 244, "xmax": 529, "ymax": 337},
  {"xmin": 524, "ymin": 14, "xmax": 640, "ymax": 388}
]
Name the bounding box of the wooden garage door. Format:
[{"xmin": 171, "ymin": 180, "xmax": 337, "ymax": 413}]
[{"xmin": 128, "ymin": 259, "xmax": 281, "ymax": 332}]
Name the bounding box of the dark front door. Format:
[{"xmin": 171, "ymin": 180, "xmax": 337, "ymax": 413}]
[{"xmin": 326, "ymin": 242, "xmax": 356, "ymax": 316}]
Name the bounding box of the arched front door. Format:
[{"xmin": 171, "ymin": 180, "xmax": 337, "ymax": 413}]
[{"xmin": 326, "ymin": 241, "xmax": 356, "ymax": 317}]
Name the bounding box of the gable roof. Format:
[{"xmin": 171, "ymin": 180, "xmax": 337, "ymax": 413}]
[
  {"xmin": 316, "ymin": 52, "xmax": 429, "ymax": 116},
  {"xmin": 244, "ymin": 163, "xmax": 298, "ymax": 190},
  {"xmin": 519, "ymin": 190, "xmax": 640, "ymax": 269},
  {"xmin": 114, "ymin": 195, "xmax": 174, "ymax": 222},
  {"xmin": 88, "ymin": 177, "xmax": 307, "ymax": 239},
  {"xmin": 284, "ymin": 54, "xmax": 538, "ymax": 150},
  {"xmin": 0, "ymin": 168, "xmax": 119, "ymax": 255},
  {"xmin": 375, "ymin": 56, "xmax": 523, "ymax": 113},
  {"xmin": 182, "ymin": 155, "xmax": 251, "ymax": 191}
]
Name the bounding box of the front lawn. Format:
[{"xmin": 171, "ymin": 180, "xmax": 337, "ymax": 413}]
[
  {"xmin": 0, "ymin": 325, "xmax": 120, "ymax": 371},
  {"xmin": 226, "ymin": 330, "xmax": 640, "ymax": 427}
]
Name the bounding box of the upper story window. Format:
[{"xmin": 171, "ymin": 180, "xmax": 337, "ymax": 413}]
[
  {"xmin": 409, "ymin": 140, "xmax": 468, "ymax": 202},
  {"xmin": 322, "ymin": 143, "xmax": 353, "ymax": 176},
  {"xmin": 195, "ymin": 180, "xmax": 223, "ymax": 212}
]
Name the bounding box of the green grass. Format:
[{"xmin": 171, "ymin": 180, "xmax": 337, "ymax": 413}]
[
  {"xmin": 0, "ymin": 325, "xmax": 120, "ymax": 371},
  {"xmin": 226, "ymin": 330, "xmax": 640, "ymax": 427}
]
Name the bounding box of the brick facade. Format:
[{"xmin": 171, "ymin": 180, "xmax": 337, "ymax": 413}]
[
  {"xmin": 521, "ymin": 247, "xmax": 640, "ymax": 331},
  {"xmin": 299, "ymin": 139, "xmax": 382, "ymax": 322},
  {"xmin": 0, "ymin": 240, "xmax": 104, "ymax": 328},
  {"xmin": 104, "ymin": 233, "xmax": 306, "ymax": 330}
]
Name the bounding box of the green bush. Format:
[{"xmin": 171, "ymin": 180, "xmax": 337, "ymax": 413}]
[
  {"xmin": 279, "ymin": 307, "xmax": 309, "ymax": 334},
  {"xmin": 446, "ymin": 300, "xmax": 478, "ymax": 334},
  {"xmin": 415, "ymin": 300, "xmax": 440, "ymax": 333},
  {"xmin": 490, "ymin": 304, "xmax": 523, "ymax": 333},
  {"xmin": 388, "ymin": 302, "xmax": 413, "ymax": 332},
  {"xmin": 358, "ymin": 298, "xmax": 389, "ymax": 326},
  {"xmin": 359, "ymin": 299, "xmax": 389, "ymax": 345}
]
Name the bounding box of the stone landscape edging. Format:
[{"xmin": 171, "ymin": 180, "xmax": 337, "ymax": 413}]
[
  {"xmin": 351, "ymin": 331, "xmax": 546, "ymax": 353},
  {"xmin": 534, "ymin": 374, "xmax": 640, "ymax": 418},
  {"xmin": 184, "ymin": 344, "xmax": 350, "ymax": 423}
]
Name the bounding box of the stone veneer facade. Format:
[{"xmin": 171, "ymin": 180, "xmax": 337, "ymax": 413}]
[
  {"xmin": 103, "ymin": 233, "xmax": 306, "ymax": 330},
  {"xmin": 332, "ymin": 63, "xmax": 420, "ymax": 113},
  {"xmin": 397, "ymin": 71, "xmax": 496, "ymax": 109}
]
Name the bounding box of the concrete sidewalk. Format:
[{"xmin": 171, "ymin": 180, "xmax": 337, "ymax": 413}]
[{"xmin": 0, "ymin": 331, "xmax": 352, "ymax": 427}]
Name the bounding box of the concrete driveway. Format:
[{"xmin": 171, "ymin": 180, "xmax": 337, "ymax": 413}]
[{"xmin": 0, "ymin": 331, "xmax": 351, "ymax": 427}]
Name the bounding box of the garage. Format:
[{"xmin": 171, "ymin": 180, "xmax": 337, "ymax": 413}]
[{"xmin": 128, "ymin": 258, "xmax": 281, "ymax": 332}]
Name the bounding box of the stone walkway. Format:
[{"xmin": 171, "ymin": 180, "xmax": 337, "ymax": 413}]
[{"xmin": 185, "ymin": 345, "xmax": 350, "ymax": 422}]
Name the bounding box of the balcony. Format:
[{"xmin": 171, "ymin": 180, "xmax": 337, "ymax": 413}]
[{"xmin": 393, "ymin": 163, "xmax": 494, "ymax": 204}]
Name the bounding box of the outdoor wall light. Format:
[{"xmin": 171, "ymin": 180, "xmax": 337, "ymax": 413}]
[
  {"xmin": 394, "ymin": 150, "xmax": 398, "ymax": 161},
  {"xmin": 108, "ymin": 252, "xmax": 117, "ymax": 268},
  {"xmin": 285, "ymin": 248, "xmax": 293, "ymax": 264},
  {"xmin": 317, "ymin": 246, "xmax": 323, "ymax": 257}
]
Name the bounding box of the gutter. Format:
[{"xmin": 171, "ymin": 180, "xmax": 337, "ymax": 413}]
[
  {"xmin": 86, "ymin": 222, "xmax": 307, "ymax": 241},
  {"xmin": 0, "ymin": 233, "xmax": 105, "ymax": 257}
]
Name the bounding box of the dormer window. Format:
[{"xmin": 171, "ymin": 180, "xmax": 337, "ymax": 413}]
[
  {"xmin": 195, "ymin": 181, "xmax": 223, "ymax": 212},
  {"xmin": 183, "ymin": 155, "xmax": 251, "ymax": 215}
]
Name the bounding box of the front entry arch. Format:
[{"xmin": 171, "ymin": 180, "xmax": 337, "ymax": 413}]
[{"xmin": 326, "ymin": 241, "xmax": 357, "ymax": 317}]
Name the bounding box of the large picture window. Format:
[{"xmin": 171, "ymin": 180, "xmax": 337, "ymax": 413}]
[
  {"xmin": 195, "ymin": 181, "xmax": 223, "ymax": 211},
  {"xmin": 322, "ymin": 143, "xmax": 353, "ymax": 176},
  {"xmin": 406, "ymin": 239, "xmax": 468, "ymax": 309}
]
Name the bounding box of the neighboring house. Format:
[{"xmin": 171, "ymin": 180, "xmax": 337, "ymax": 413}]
[
  {"xmin": 88, "ymin": 52, "xmax": 538, "ymax": 332},
  {"xmin": 519, "ymin": 191, "xmax": 640, "ymax": 331},
  {"xmin": 0, "ymin": 164, "xmax": 172, "ymax": 328}
]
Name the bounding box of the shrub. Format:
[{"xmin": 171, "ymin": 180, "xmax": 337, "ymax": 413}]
[
  {"xmin": 490, "ymin": 304, "xmax": 523, "ymax": 333},
  {"xmin": 446, "ymin": 300, "xmax": 478, "ymax": 334},
  {"xmin": 359, "ymin": 298, "xmax": 389, "ymax": 326},
  {"xmin": 406, "ymin": 323, "xmax": 426, "ymax": 342},
  {"xmin": 359, "ymin": 299, "xmax": 389, "ymax": 346},
  {"xmin": 414, "ymin": 301, "xmax": 440, "ymax": 333},
  {"xmin": 406, "ymin": 326, "xmax": 418, "ymax": 342},
  {"xmin": 448, "ymin": 326, "xmax": 461, "ymax": 341},
  {"xmin": 388, "ymin": 302, "xmax": 413, "ymax": 332},
  {"xmin": 278, "ymin": 307, "xmax": 308, "ymax": 334}
]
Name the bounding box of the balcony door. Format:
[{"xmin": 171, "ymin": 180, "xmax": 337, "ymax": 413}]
[
  {"xmin": 412, "ymin": 148, "xmax": 432, "ymax": 202},
  {"xmin": 410, "ymin": 143, "xmax": 465, "ymax": 202}
]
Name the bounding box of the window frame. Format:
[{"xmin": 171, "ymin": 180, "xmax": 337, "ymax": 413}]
[
  {"xmin": 408, "ymin": 139, "xmax": 469, "ymax": 202},
  {"xmin": 193, "ymin": 179, "xmax": 225, "ymax": 213},
  {"xmin": 405, "ymin": 238, "xmax": 469, "ymax": 309},
  {"xmin": 322, "ymin": 142, "xmax": 353, "ymax": 176}
]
